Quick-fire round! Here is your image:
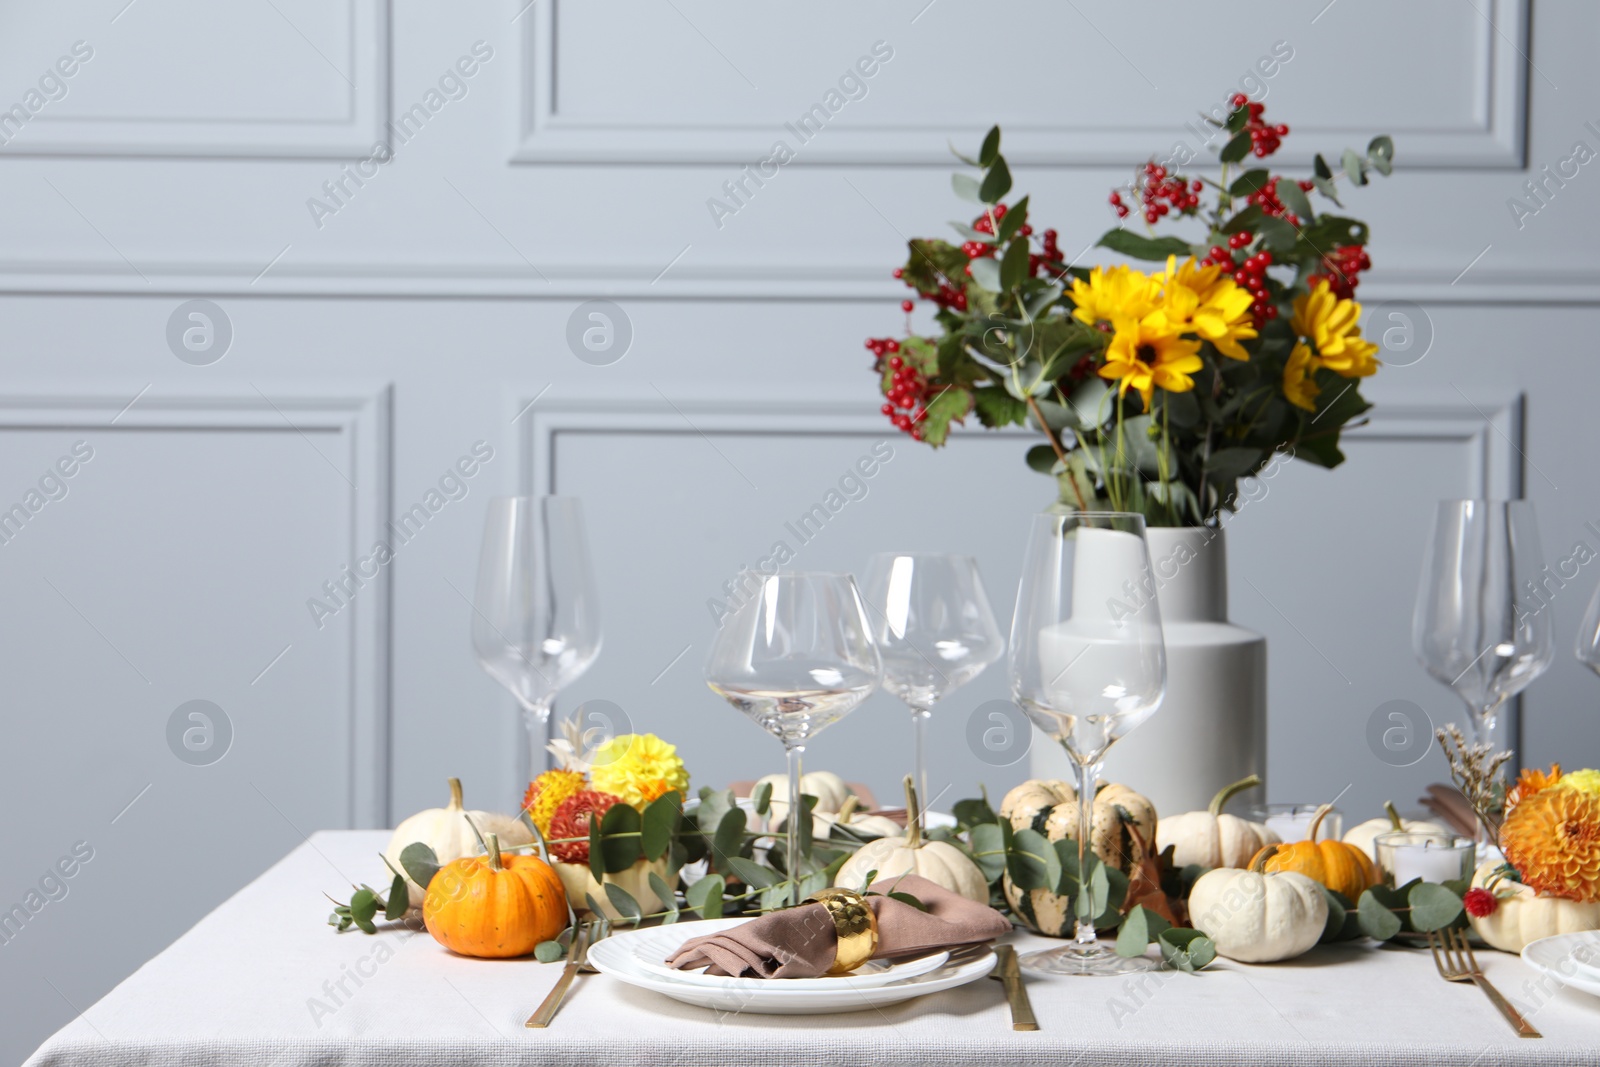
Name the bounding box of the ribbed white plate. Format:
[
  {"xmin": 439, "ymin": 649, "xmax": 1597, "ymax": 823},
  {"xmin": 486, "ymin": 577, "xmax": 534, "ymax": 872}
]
[
  {"xmin": 620, "ymin": 918, "xmax": 949, "ymax": 990},
  {"xmin": 1522, "ymin": 931, "xmax": 1600, "ymax": 997},
  {"xmin": 588, "ymin": 919, "xmax": 995, "ymax": 1015}
]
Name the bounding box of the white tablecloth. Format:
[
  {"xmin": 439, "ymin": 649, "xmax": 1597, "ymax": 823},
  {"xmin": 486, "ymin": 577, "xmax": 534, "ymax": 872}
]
[{"xmin": 24, "ymin": 832, "xmax": 1600, "ymax": 1067}]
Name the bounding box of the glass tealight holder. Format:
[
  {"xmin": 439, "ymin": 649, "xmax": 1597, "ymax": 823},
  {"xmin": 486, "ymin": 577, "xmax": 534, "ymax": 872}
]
[
  {"xmin": 1251, "ymin": 804, "xmax": 1342, "ymax": 843},
  {"xmin": 1375, "ymin": 832, "xmax": 1474, "ymax": 886}
]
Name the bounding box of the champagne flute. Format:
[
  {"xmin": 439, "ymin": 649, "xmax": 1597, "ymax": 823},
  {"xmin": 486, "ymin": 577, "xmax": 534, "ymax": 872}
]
[
  {"xmin": 706, "ymin": 572, "xmax": 881, "ymax": 905},
  {"xmin": 1009, "ymin": 512, "xmax": 1166, "ymax": 976},
  {"xmin": 862, "ymin": 553, "xmax": 1004, "ymax": 821},
  {"xmin": 472, "ymin": 496, "xmax": 602, "ymax": 781}
]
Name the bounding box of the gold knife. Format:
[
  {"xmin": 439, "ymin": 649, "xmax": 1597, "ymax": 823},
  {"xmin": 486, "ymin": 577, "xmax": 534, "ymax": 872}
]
[
  {"xmin": 992, "ymin": 944, "xmax": 1039, "ymax": 1031},
  {"xmin": 526, "ymin": 922, "xmax": 588, "ymax": 1028}
]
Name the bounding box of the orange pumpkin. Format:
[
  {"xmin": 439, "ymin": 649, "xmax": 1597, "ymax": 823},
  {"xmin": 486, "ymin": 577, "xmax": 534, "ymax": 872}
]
[
  {"xmin": 1251, "ymin": 804, "xmax": 1376, "ymax": 901},
  {"xmin": 423, "ymin": 833, "xmax": 566, "ymax": 958}
]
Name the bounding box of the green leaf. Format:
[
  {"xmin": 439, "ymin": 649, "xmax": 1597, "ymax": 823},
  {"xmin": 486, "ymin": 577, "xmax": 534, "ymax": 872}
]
[
  {"xmin": 1341, "ymin": 148, "xmax": 1368, "ymax": 186},
  {"xmin": 598, "ymin": 800, "xmax": 643, "ymax": 873},
  {"xmin": 1311, "ymin": 176, "xmax": 1342, "ymax": 207},
  {"xmin": 887, "ymin": 891, "xmax": 929, "ymax": 912},
  {"xmin": 1313, "ymin": 153, "xmax": 1333, "ymax": 180},
  {"xmin": 952, "ymin": 172, "xmax": 983, "ymax": 203},
  {"xmin": 796, "ymin": 795, "xmax": 817, "ymax": 858},
  {"xmin": 1095, "ymin": 229, "xmax": 1193, "ymax": 262},
  {"xmin": 712, "ymin": 806, "xmax": 747, "ymax": 869},
  {"xmin": 385, "ymin": 872, "xmax": 409, "ymax": 921},
  {"xmin": 648, "ymin": 871, "xmax": 679, "ymax": 918},
  {"xmin": 1000, "ymin": 238, "xmax": 1031, "ymax": 292},
  {"xmin": 997, "ymin": 195, "xmax": 1029, "ymax": 243},
  {"xmin": 969, "ymin": 822, "xmax": 1007, "ymax": 883},
  {"xmin": 752, "ymin": 781, "xmax": 772, "ymax": 816},
  {"xmin": 695, "ymin": 788, "xmax": 734, "ymax": 835},
  {"xmin": 1205, "ymin": 447, "xmax": 1264, "ymax": 483},
  {"xmin": 1367, "ymin": 135, "xmax": 1394, "ymax": 176},
  {"xmin": 399, "ymin": 842, "xmax": 440, "ymax": 892},
  {"xmin": 588, "ymin": 811, "xmax": 606, "ymax": 879},
  {"xmin": 1297, "ymin": 215, "xmax": 1368, "ymax": 253},
  {"xmin": 1226, "ymin": 102, "xmax": 1250, "ymax": 133},
  {"xmin": 918, "ymin": 385, "xmax": 973, "ymax": 448},
  {"xmin": 979, "ymin": 126, "xmax": 1001, "ymax": 167},
  {"xmin": 952, "ymin": 794, "xmax": 998, "ymax": 829},
  {"xmin": 1219, "ymin": 129, "xmax": 1253, "ymax": 164},
  {"xmin": 979, "ymin": 157, "xmax": 1012, "ymax": 203},
  {"xmin": 972, "ymin": 387, "xmax": 1028, "ymax": 429},
  {"xmin": 1256, "ymin": 216, "xmax": 1298, "ymax": 254},
  {"xmin": 1276, "ymin": 181, "xmax": 1314, "ymax": 223},
  {"xmin": 1158, "ymin": 928, "xmax": 1216, "ymax": 971},
  {"xmin": 1229, "ymin": 169, "xmax": 1271, "ymax": 196},
  {"xmin": 685, "ymin": 874, "xmax": 725, "ymax": 920},
  {"xmin": 349, "ymin": 887, "xmax": 378, "ymax": 925},
  {"xmin": 1006, "ymin": 828, "xmax": 1055, "ymax": 891},
  {"xmin": 968, "ymin": 257, "xmax": 1001, "ymax": 292},
  {"xmin": 641, "ymin": 791, "xmax": 681, "ymax": 861},
  {"xmin": 723, "ymin": 855, "xmax": 777, "ymax": 890},
  {"xmin": 534, "ymin": 940, "xmax": 564, "ymax": 963},
  {"xmin": 604, "ymin": 882, "xmax": 643, "ymax": 923},
  {"xmin": 1115, "ymin": 905, "xmax": 1171, "ymax": 958},
  {"xmin": 1357, "ymin": 888, "xmax": 1404, "ymax": 941},
  {"xmin": 1025, "ymin": 443, "xmax": 1059, "ymax": 474},
  {"xmin": 1408, "ymin": 882, "xmax": 1464, "ymax": 933}
]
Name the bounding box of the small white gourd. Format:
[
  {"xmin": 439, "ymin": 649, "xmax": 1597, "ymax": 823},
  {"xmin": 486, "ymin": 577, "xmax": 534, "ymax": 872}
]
[
  {"xmin": 382, "ymin": 778, "xmax": 533, "ymax": 906},
  {"xmin": 755, "ymin": 770, "xmax": 853, "ymax": 830},
  {"xmin": 1187, "ymin": 850, "xmax": 1328, "ymax": 963},
  {"xmin": 1468, "ymin": 861, "xmax": 1600, "ymax": 953},
  {"xmin": 834, "ymin": 777, "xmax": 989, "ymax": 903},
  {"xmin": 1157, "ymin": 775, "xmax": 1279, "ymax": 870},
  {"xmin": 1341, "ymin": 802, "xmax": 1452, "ymax": 867}
]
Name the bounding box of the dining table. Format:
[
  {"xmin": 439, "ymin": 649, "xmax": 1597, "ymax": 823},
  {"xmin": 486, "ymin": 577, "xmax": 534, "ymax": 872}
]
[{"xmin": 24, "ymin": 830, "xmax": 1600, "ymax": 1067}]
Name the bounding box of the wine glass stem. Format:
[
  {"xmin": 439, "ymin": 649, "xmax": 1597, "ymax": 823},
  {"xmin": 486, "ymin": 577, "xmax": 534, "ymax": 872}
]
[
  {"xmin": 1471, "ymin": 698, "xmax": 1509, "ymax": 857},
  {"xmin": 910, "ymin": 704, "xmax": 932, "ymax": 826},
  {"xmin": 786, "ymin": 742, "xmax": 806, "ymax": 907},
  {"xmin": 523, "ymin": 697, "xmax": 554, "ymax": 782},
  {"xmin": 1074, "ymin": 758, "xmax": 1098, "ymax": 949}
]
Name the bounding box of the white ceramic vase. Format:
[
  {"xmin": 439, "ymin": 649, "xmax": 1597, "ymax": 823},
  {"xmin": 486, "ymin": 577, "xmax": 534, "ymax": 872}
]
[{"xmin": 1029, "ymin": 526, "xmax": 1267, "ymax": 819}]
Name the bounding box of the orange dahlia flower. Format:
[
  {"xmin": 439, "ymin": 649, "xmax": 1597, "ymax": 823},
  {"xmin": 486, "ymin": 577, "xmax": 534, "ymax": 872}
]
[
  {"xmin": 1505, "ymin": 763, "xmax": 1562, "ymax": 817},
  {"xmin": 522, "ymin": 768, "xmax": 587, "ymax": 837},
  {"xmin": 1501, "ymin": 783, "xmax": 1600, "ymax": 902}
]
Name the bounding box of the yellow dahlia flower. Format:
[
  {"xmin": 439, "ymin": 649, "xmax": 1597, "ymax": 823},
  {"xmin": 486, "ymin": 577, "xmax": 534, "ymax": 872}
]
[
  {"xmin": 522, "ymin": 768, "xmax": 586, "ymax": 837},
  {"xmin": 1290, "ymin": 281, "xmax": 1380, "ymax": 377},
  {"xmin": 1069, "ymin": 265, "xmax": 1161, "ymax": 328},
  {"xmin": 590, "ymin": 733, "xmax": 690, "ymax": 808},
  {"xmin": 1501, "ymin": 782, "xmax": 1600, "ymax": 902},
  {"xmin": 1100, "ymin": 314, "xmax": 1203, "ymax": 409},
  {"xmin": 1563, "ymin": 769, "xmax": 1600, "ymax": 797},
  {"xmin": 1282, "ymin": 343, "xmax": 1321, "ymax": 412}
]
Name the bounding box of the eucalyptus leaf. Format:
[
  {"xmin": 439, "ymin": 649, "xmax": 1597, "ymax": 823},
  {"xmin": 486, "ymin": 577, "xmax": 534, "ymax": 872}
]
[
  {"xmin": 953, "ymin": 794, "xmax": 997, "ymax": 830},
  {"xmin": 1158, "ymin": 928, "xmax": 1216, "ymax": 971},
  {"xmin": 723, "ymin": 855, "xmax": 777, "ymax": 890},
  {"xmin": 952, "ymin": 172, "xmax": 983, "ymax": 203},
  {"xmin": 535, "ymin": 940, "xmax": 565, "ymax": 963},
  {"xmin": 399, "ymin": 842, "xmax": 440, "ymax": 891},
  {"xmin": 1007, "ymin": 828, "xmax": 1056, "ymax": 891},
  {"xmin": 1312, "ymin": 176, "xmax": 1343, "ymax": 207},
  {"xmin": 1357, "ymin": 888, "xmax": 1404, "ymax": 941},
  {"xmin": 1341, "ymin": 147, "xmax": 1368, "ymax": 186},
  {"xmin": 1219, "ymin": 129, "xmax": 1252, "ymax": 164},
  {"xmin": 1000, "ymin": 238, "xmax": 1031, "ymax": 291},
  {"xmin": 797, "ymin": 795, "xmax": 817, "ymax": 858},
  {"xmin": 685, "ymin": 874, "xmax": 726, "ymax": 920},
  {"xmin": 979, "ymin": 125, "xmax": 1001, "ymax": 167},
  {"xmin": 385, "ymin": 872, "xmax": 409, "ymax": 921},
  {"xmin": 641, "ymin": 791, "xmax": 681, "ymax": 862},
  {"xmin": 1228, "ymin": 168, "xmax": 1270, "ymax": 196},
  {"xmin": 1276, "ymin": 181, "xmax": 1314, "ymax": 223},
  {"xmin": 712, "ymin": 806, "xmax": 747, "ymax": 868},
  {"xmin": 1096, "ymin": 229, "xmax": 1194, "ymax": 262},
  {"xmin": 604, "ymin": 882, "xmax": 643, "ymax": 923},
  {"xmin": 796, "ymin": 870, "xmax": 831, "ymax": 901},
  {"xmin": 1313, "ymin": 153, "xmax": 1333, "ymax": 180},
  {"xmin": 1026, "ymin": 443, "xmax": 1060, "ymax": 475},
  {"xmin": 600, "ymin": 801, "xmax": 643, "ymax": 873},
  {"xmin": 648, "ymin": 871, "xmax": 679, "ymax": 922},
  {"xmin": 968, "ymin": 257, "xmax": 1002, "ymax": 292},
  {"xmin": 997, "ymin": 195, "xmax": 1029, "ymax": 243},
  {"xmin": 1408, "ymin": 882, "xmax": 1464, "ymax": 933},
  {"xmin": 979, "ymin": 157, "xmax": 1012, "ymax": 203},
  {"xmin": 969, "ymin": 822, "xmax": 1007, "ymax": 883},
  {"xmin": 350, "ymin": 887, "xmax": 378, "ymax": 925},
  {"xmin": 887, "ymin": 891, "xmax": 929, "ymax": 912},
  {"xmin": 1367, "ymin": 135, "xmax": 1394, "ymax": 176},
  {"xmin": 588, "ymin": 807, "xmax": 605, "ymax": 879},
  {"xmin": 752, "ymin": 780, "xmax": 772, "ymax": 816},
  {"xmin": 947, "ymin": 221, "xmax": 996, "ymax": 243}
]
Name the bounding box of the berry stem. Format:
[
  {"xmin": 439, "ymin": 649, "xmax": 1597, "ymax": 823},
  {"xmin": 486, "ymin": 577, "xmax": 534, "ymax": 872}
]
[{"xmin": 1024, "ymin": 393, "xmax": 1084, "ymax": 510}]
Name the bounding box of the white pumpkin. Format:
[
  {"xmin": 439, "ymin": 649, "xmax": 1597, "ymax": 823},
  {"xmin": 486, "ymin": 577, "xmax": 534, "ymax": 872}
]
[
  {"xmin": 810, "ymin": 796, "xmax": 902, "ymax": 841},
  {"xmin": 1468, "ymin": 861, "xmax": 1600, "ymax": 953},
  {"xmin": 555, "ymin": 857, "xmax": 677, "ymax": 921},
  {"xmin": 755, "ymin": 771, "xmax": 854, "ymax": 830},
  {"xmin": 1188, "ymin": 862, "xmax": 1328, "ymax": 963},
  {"xmin": 1158, "ymin": 775, "xmax": 1279, "ymax": 870},
  {"xmin": 1342, "ymin": 802, "xmax": 1452, "ymax": 868},
  {"xmin": 382, "ymin": 778, "xmax": 533, "ymax": 907},
  {"xmin": 834, "ymin": 776, "xmax": 989, "ymax": 903}
]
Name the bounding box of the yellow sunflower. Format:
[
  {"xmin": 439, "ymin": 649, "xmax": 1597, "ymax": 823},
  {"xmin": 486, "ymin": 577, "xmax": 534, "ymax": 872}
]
[
  {"xmin": 589, "ymin": 733, "xmax": 690, "ymax": 808},
  {"xmin": 1069, "ymin": 265, "xmax": 1161, "ymax": 328},
  {"xmin": 1282, "ymin": 343, "xmax": 1321, "ymax": 412},
  {"xmin": 1100, "ymin": 313, "xmax": 1203, "ymax": 409},
  {"xmin": 1160, "ymin": 263, "xmax": 1258, "ymax": 361},
  {"xmin": 1289, "ymin": 280, "xmax": 1380, "ymax": 377},
  {"xmin": 1501, "ymin": 782, "xmax": 1600, "ymax": 902}
]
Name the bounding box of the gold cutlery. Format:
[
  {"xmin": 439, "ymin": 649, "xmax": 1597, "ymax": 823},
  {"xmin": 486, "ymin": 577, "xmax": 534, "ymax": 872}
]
[
  {"xmin": 526, "ymin": 921, "xmax": 590, "ymax": 1028},
  {"xmin": 987, "ymin": 944, "xmax": 1038, "ymax": 1031},
  {"xmin": 1427, "ymin": 927, "xmax": 1540, "ymax": 1038}
]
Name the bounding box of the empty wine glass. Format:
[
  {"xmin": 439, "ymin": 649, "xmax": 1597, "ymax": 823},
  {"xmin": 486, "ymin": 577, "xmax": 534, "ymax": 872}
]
[
  {"xmin": 1413, "ymin": 500, "xmax": 1553, "ymax": 754},
  {"xmin": 1009, "ymin": 512, "xmax": 1166, "ymax": 976},
  {"xmin": 862, "ymin": 553, "xmax": 1004, "ymax": 821},
  {"xmin": 473, "ymin": 496, "xmax": 602, "ymax": 781},
  {"xmin": 1578, "ymin": 578, "xmax": 1600, "ymax": 677},
  {"xmin": 705, "ymin": 572, "xmax": 881, "ymax": 905}
]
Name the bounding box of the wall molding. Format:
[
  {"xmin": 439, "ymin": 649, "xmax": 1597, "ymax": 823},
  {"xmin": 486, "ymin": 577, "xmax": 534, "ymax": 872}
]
[
  {"xmin": 512, "ymin": 0, "xmax": 1526, "ymax": 168},
  {"xmin": 0, "ymin": 0, "xmax": 389, "ymax": 159},
  {"xmin": 0, "ymin": 386, "xmax": 394, "ymax": 826}
]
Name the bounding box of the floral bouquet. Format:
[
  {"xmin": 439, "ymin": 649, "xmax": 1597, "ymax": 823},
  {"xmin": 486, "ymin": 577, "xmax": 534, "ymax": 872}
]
[{"xmin": 865, "ymin": 94, "xmax": 1395, "ymax": 526}]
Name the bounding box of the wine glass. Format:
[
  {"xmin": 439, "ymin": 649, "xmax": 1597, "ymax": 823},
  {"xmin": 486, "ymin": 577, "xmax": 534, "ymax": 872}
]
[
  {"xmin": 705, "ymin": 572, "xmax": 882, "ymax": 905},
  {"xmin": 1413, "ymin": 500, "xmax": 1553, "ymax": 753},
  {"xmin": 1578, "ymin": 578, "xmax": 1600, "ymax": 677},
  {"xmin": 1009, "ymin": 512, "xmax": 1166, "ymax": 976},
  {"xmin": 472, "ymin": 496, "xmax": 602, "ymax": 781},
  {"xmin": 862, "ymin": 553, "xmax": 1004, "ymax": 821}
]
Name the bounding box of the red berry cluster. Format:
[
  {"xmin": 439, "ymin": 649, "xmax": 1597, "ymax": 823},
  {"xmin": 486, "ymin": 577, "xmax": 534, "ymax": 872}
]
[
  {"xmin": 1230, "ymin": 94, "xmax": 1289, "ymax": 158},
  {"xmin": 1112, "ymin": 162, "xmax": 1202, "ymax": 224},
  {"xmin": 1203, "ymin": 231, "xmax": 1278, "ymax": 327},
  {"xmin": 1244, "ymin": 176, "xmax": 1312, "ymax": 227},
  {"xmin": 1309, "ymin": 243, "xmax": 1372, "ymax": 300},
  {"xmin": 872, "ymin": 351, "xmax": 930, "ymax": 439}
]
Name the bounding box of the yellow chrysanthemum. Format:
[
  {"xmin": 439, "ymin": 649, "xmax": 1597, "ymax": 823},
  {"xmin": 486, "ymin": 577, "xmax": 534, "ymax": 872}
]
[
  {"xmin": 1069, "ymin": 265, "xmax": 1161, "ymax": 327},
  {"xmin": 1290, "ymin": 280, "xmax": 1380, "ymax": 377},
  {"xmin": 522, "ymin": 768, "xmax": 586, "ymax": 837},
  {"xmin": 589, "ymin": 733, "xmax": 690, "ymax": 808},
  {"xmin": 1282, "ymin": 343, "xmax": 1320, "ymax": 412},
  {"xmin": 1159, "ymin": 262, "xmax": 1258, "ymax": 361},
  {"xmin": 1100, "ymin": 314, "xmax": 1203, "ymax": 409},
  {"xmin": 1501, "ymin": 782, "xmax": 1600, "ymax": 902},
  {"xmin": 1563, "ymin": 769, "xmax": 1600, "ymax": 797}
]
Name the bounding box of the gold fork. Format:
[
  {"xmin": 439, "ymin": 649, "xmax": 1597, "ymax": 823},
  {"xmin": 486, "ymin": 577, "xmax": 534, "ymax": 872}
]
[
  {"xmin": 1427, "ymin": 927, "xmax": 1541, "ymax": 1038},
  {"xmin": 526, "ymin": 921, "xmax": 589, "ymax": 1028}
]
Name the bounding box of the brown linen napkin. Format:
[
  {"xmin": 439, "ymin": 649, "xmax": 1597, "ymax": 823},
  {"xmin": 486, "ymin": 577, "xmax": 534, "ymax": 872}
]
[{"xmin": 666, "ymin": 873, "xmax": 1010, "ymax": 979}]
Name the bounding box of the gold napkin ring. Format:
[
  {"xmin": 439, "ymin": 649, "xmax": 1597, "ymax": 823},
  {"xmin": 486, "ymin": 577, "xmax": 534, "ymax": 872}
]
[{"xmin": 805, "ymin": 888, "xmax": 879, "ymax": 974}]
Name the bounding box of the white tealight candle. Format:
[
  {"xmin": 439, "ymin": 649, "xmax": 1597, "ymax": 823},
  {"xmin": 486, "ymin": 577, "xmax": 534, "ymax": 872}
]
[
  {"xmin": 1259, "ymin": 806, "xmax": 1342, "ymax": 842},
  {"xmin": 1388, "ymin": 839, "xmax": 1469, "ymax": 885}
]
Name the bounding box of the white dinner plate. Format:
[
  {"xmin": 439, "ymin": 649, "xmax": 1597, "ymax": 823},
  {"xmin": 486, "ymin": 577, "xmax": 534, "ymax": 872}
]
[
  {"xmin": 1521, "ymin": 931, "xmax": 1600, "ymax": 998},
  {"xmin": 589, "ymin": 919, "xmax": 995, "ymax": 1014},
  {"xmin": 621, "ymin": 918, "xmax": 950, "ymax": 989}
]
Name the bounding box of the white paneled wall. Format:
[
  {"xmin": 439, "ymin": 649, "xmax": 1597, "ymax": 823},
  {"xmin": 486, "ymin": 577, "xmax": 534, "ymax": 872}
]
[{"xmin": 3, "ymin": 2, "xmax": 1599, "ymax": 1063}]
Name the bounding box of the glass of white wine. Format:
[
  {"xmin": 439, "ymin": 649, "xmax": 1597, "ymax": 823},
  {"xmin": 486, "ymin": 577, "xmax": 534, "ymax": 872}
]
[
  {"xmin": 705, "ymin": 572, "xmax": 882, "ymax": 905},
  {"xmin": 1009, "ymin": 512, "xmax": 1166, "ymax": 976}
]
